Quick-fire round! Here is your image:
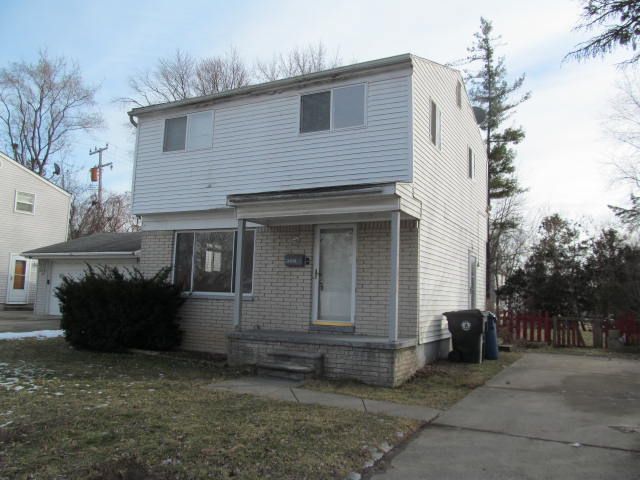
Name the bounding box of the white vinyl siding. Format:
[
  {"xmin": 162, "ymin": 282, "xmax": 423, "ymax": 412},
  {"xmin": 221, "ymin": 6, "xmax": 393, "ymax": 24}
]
[
  {"xmin": 133, "ymin": 71, "xmax": 411, "ymax": 214},
  {"xmin": 408, "ymin": 57, "xmax": 487, "ymax": 344},
  {"xmin": 0, "ymin": 155, "xmax": 70, "ymax": 305}
]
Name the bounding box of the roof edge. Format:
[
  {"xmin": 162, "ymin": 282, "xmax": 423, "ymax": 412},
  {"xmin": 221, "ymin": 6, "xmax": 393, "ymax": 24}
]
[
  {"xmin": 0, "ymin": 151, "xmax": 71, "ymax": 197},
  {"xmin": 128, "ymin": 53, "xmax": 413, "ymax": 117}
]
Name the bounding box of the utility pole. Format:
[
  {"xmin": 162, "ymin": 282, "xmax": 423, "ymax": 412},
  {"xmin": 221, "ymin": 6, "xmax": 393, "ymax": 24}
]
[{"xmin": 89, "ymin": 144, "xmax": 112, "ymax": 210}]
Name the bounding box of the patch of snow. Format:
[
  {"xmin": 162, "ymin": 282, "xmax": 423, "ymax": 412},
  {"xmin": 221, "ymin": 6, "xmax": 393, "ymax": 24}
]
[{"xmin": 0, "ymin": 330, "xmax": 63, "ymax": 340}]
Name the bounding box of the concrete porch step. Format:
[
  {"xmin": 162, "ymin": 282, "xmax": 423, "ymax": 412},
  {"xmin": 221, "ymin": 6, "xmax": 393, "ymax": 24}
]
[
  {"xmin": 268, "ymin": 350, "xmax": 324, "ymax": 375},
  {"xmin": 256, "ymin": 361, "xmax": 316, "ymax": 381},
  {"xmin": 2, "ymin": 304, "xmax": 34, "ymax": 312}
]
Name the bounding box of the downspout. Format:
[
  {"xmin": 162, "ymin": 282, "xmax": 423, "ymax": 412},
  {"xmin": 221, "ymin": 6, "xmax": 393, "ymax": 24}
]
[{"xmin": 128, "ymin": 113, "xmax": 138, "ymax": 128}]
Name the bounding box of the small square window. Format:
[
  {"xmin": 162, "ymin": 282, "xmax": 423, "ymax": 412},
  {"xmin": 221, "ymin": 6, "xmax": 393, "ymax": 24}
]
[
  {"xmin": 300, "ymin": 91, "xmax": 331, "ymax": 133},
  {"xmin": 163, "ymin": 116, "xmax": 187, "ymax": 152},
  {"xmin": 15, "ymin": 191, "xmax": 35, "ymax": 214},
  {"xmin": 430, "ymin": 100, "xmax": 442, "ymax": 149}
]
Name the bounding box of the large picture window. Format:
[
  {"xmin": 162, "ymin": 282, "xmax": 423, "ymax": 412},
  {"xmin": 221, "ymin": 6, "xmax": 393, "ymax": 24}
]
[{"xmin": 174, "ymin": 229, "xmax": 255, "ymax": 294}]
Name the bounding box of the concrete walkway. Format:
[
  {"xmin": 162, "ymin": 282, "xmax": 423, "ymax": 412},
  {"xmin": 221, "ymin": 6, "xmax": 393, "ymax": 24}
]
[
  {"xmin": 208, "ymin": 376, "xmax": 441, "ymax": 421},
  {"xmin": 0, "ymin": 311, "xmax": 60, "ymax": 332},
  {"xmin": 372, "ymin": 353, "xmax": 640, "ymax": 479}
]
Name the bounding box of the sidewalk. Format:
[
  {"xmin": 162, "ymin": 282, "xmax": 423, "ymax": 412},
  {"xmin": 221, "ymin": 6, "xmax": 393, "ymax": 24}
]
[{"xmin": 208, "ymin": 376, "xmax": 441, "ymax": 421}]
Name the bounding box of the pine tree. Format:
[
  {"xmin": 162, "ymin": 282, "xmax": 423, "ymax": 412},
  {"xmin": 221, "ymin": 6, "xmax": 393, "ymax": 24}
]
[
  {"xmin": 465, "ymin": 17, "xmax": 530, "ymax": 200},
  {"xmin": 462, "ymin": 17, "xmax": 530, "ymax": 309}
]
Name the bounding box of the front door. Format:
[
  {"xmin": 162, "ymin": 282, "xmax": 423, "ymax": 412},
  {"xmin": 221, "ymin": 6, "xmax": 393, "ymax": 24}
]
[
  {"xmin": 313, "ymin": 225, "xmax": 356, "ymax": 324},
  {"xmin": 6, "ymin": 254, "xmax": 30, "ymax": 304}
]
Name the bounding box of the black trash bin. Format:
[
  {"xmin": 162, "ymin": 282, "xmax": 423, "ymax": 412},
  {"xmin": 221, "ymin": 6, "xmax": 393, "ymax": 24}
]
[{"xmin": 444, "ymin": 309, "xmax": 487, "ymax": 363}]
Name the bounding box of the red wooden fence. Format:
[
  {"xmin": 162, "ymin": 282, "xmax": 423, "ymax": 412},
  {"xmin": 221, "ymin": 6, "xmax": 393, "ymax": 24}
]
[{"xmin": 498, "ymin": 312, "xmax": 640, "ymax": 348}]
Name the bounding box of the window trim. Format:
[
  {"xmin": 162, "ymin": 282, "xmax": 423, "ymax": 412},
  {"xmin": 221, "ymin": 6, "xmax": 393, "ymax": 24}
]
[
  {"xmin": 14, "ymin": 190, "xmax": 36, "ymax": 215},
  {"xmin": 172, "ymin": 228, "xmax": 256, "ymax": 296},
  {"xmin": 162, "ymin": 110, "xmax": 214, "ymax": 153},
  {"xmin": 298, "ymin": 82, "xmax": 368, "ymax": 135}
]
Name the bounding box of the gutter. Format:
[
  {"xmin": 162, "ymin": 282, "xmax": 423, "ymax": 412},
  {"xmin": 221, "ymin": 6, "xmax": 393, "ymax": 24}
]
[
  {"xmin": 127, "ymin": 53, "xmax": 413, "ymax": 118},
  {"xmin": 25, "ymin": 251, "xmax": 140, "ymax": 260}
]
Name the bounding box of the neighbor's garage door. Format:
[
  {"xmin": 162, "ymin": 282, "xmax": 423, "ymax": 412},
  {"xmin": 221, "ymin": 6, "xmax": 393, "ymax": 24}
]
[{"xmin": 48, "ymin": 259, "xmax": 137, "ymax": 315}]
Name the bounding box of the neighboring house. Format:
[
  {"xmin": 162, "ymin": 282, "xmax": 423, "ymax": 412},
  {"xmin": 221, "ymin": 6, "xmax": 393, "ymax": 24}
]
[
  {"xmin": 0, "ymin": 152, "xmax": 71, "ymax": 310},
  {"xmin": 24, "ymin": 232, "xmax": 142, "ymax": 315},
  {"xmin": 128, "ymin": 54, "xmax": 488, "ymax": 386}
]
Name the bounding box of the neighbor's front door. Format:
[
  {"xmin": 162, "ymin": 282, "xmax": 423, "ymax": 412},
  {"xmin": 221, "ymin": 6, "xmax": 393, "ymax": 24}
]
[
  {"xmin": 313, "ymin": 225, "xmax": 356, "ymax": 325},
  {"xmin": 7, "ymin": 254, "xmax": 30, "ymax": 304}
]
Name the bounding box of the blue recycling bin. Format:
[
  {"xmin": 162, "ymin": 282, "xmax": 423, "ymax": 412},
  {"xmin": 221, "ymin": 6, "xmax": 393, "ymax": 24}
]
[{"xmin": 484, "ymin": 312, "xmax": 499, "ymax": 360}]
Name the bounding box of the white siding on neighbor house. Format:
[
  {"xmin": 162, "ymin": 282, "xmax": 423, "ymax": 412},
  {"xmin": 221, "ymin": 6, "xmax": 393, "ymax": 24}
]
[
  {"xmin": 407, "ymin": 57, "xmax": 488, "ymax": 344},
  {"xmin": 0, "ymin": 156, "xmax": 70, "ymax": 305},
  {"xmin": 132, "ymin": 70, "xmax": 412, "ymax": 215}
]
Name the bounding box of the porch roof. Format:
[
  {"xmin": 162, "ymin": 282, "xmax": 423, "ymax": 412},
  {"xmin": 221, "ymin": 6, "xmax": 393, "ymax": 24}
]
[{"xmin": 226, "ymin": 183, "xmax": 419, "ymax": 225}]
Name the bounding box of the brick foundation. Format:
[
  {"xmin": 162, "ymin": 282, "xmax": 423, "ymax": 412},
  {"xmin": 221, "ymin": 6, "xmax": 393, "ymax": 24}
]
[{"xmin": 227, "ymin": 330, "xmax": 418, "ymax": 387}]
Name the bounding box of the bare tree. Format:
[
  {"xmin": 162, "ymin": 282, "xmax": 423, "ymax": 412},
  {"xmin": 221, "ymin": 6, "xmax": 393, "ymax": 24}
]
[
  {"xmin": 255, "ymin": 43, "xmax": 342, "ymax": 82},
  {"xmin": 194, "ymin": 48, "xmax": 250, "ymax": 96},
  {"xmin": 0, "ymin": 51, "xmax": 102, "ymax": 176},
  {"xmin": 608, "ymin": 70, "xmax": 640, "ymax": 228},
  {"xmin": 71, "ymin": 191, "xmax": 139, "ymax": 239},
  {"xmin": 123, "ymin": 48, "xmax": 250, "ymax": 107}
]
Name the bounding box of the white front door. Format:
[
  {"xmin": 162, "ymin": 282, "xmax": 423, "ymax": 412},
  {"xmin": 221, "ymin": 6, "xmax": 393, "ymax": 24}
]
[
  {"xmin": 6, "ymin": 254, "xmax": 30, "ymax": 304},
  {"xmin": 312, "ymin": 225, "xmax": 356, "ymax": 324}
]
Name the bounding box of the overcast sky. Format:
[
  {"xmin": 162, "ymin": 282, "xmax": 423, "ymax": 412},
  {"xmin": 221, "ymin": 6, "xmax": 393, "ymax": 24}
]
[{"xmin": 0, "ymin": 0, "xmax": 632, "ymax": 224}]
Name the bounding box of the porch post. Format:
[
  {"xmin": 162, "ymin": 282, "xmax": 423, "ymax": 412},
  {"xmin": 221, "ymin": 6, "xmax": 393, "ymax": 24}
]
[
  {"xmin": 233, "ymin": 219, "xmax": 246, "ymax": 330},
  {"xmin": 389, "ymin": 210, "xmax": 400, "ymax": 342}
]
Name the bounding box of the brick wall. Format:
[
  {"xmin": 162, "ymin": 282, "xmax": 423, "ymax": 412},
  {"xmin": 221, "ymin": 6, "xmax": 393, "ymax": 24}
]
[
  {"xmin": 139, "ymin": 221, "xmax": 420, "ymax": 354},
  {"xmin": 228, "ymin": 334, "xmax": 418, "ymax": 387}
]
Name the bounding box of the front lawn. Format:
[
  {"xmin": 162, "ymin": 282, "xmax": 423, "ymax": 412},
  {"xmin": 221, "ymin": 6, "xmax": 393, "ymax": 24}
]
[
  {"xmin": 0, "ymin": 339, "xmax": 418, "ymax": 479},
  {"xmin": 305, "ymin": 352, "xmax": 522, "ymax": 410}
]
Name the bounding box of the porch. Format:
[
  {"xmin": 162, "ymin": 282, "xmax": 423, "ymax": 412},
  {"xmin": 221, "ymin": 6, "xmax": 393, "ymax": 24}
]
[{"xmin": 224, "ymin": 183, "xmax": 424, "ymax": 387}]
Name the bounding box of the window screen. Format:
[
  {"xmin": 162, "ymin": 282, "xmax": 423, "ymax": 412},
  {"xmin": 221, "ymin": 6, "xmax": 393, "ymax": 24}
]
[
  {"xmin": 430, "ymin": 100, "xmax": 441, "ymax": 149},
  {"xmin": 456, "ymin": 82, "xmax": 462, "ymax": 108},
  {"xmin": 333, "ymin": 84, "xmax": 365, "ymax": 129},
  {"xmin": 163, "ymin": 116, "xmax": 187, "ymax": 152},
  {"xmin": 468, "ymin": 147, "xmax": 475, "ymax": 179},
  {"xmin": 187, "ymin": 111, "xmax": 213, "ymax": 150},
  {"xmin": 300, "ymin": 91, "xmax": 331, "ymax": 133},
  {"xmin": 15, "ymin": 191, "xmax": 35, "ymax": 213}
]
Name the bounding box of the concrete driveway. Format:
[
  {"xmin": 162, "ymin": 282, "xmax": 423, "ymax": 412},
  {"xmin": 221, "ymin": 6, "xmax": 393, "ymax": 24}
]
[
  {"xmin": 372, "ymin": 353, "xmax": 640, "ymax": 479},
  {"xmin": 0, "ymin": 310, "xmax": 60, "ymax": 332}
]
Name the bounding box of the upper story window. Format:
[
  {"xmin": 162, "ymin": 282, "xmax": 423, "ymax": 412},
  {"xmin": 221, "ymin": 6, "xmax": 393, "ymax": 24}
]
[
  {"xmin": 468, "ymin": 147, "xmax": 476, "ymax": 179},
  {"xmin": 456, "ymin": 81, "xmax": 463, "ymax": 108},
  {"xmin": 174, "ymin": 229, "xmax": 255, "ymax": 294},
  {"xmin": 300, "ymin": 83, "xmax": 366, "ymax": 133},
  {"xmin": 15, "ymin": 191, "xmax": 35, "ymax": 214},
  {"xmin": 163, "ymin": 111, "xmax": 214, "ymax": 152},
  {"xmin": 430, "ymin": 99, "xmax": 442, "ymax": 149}
]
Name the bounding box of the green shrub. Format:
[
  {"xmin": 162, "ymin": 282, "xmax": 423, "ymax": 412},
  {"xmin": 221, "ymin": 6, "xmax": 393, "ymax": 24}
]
[{"xmin": 56, "ymin": 266, "xmax": 184, "ymax": 352}]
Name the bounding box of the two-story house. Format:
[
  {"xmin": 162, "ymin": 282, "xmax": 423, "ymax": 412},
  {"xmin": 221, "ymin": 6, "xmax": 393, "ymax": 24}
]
[
  {"xmin": 128, "ymin": 54, "xmax": 487, "ymax": 387},
  {"xmin": 0, "ymin": 152, "xmax": 71, "ymax": 310}
]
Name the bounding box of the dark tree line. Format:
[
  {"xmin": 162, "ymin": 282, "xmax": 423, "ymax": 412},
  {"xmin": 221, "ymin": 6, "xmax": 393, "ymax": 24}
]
[{"xmin": 499, "ymin": 214, "xmax": 640, "ymax": 316}]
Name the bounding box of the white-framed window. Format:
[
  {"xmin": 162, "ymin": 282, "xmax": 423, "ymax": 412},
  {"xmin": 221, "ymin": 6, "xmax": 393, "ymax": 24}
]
[
  {"xmin": 173, "ymin": 229, "xmax": 255, "ymax": 294},
  {"xmin": 163, "ymin": 111, "xmax": 214, "ymax": 152},
  {"xmin": 14, "ymin": 191, "xmax": 35, "ymax": 214},
  {"xmin": 430, "ymin": 99, "xmax": 442, "ymax": 149},
  {"xmin": 300, "ymin": 83, "xmax": 366, "ymax": 133},
  {"xmin": 468, "ymin": 147, "xmax": 476, "ymax": 179},
  {"xmin": 456, "ymin": 81, "xmax": 463, "ymax": 108}
]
